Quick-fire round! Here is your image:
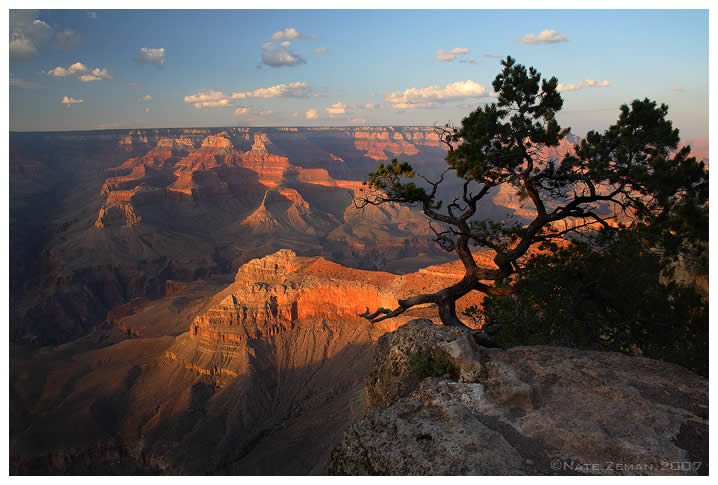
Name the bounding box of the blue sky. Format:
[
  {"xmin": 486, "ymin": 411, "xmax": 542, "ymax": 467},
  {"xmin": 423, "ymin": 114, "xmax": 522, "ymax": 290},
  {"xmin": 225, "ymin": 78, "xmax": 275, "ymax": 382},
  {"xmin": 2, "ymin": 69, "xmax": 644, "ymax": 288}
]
[{"xmin": 8, "ymin": 9, "xmax": 709, "ymax": 138}]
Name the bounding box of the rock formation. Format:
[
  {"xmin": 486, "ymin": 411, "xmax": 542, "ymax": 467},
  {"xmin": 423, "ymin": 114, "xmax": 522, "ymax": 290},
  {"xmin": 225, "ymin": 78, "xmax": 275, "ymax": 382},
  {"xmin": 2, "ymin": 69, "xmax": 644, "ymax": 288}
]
[
  {"xmin": 189, "ymin": 249, "xmax": 485, "ymax": 347},
  {"xmin": 328, "ymin": 319, "xmax": 708, "ymax": 475},
  {"xmin": 94, "ymin": 202, "xmax": 142, "ymax": 228}
]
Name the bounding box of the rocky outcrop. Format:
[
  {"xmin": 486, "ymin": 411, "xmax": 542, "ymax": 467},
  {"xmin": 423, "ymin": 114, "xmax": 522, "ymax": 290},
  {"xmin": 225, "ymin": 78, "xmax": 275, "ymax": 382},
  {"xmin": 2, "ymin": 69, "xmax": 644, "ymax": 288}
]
[
  {"xmin": 190, "ymin": 250, "xmax": 486, "ymax": 349},
  {"xmin": 239, "ymin": 134, "xmax": 291, "ymax": 187},
  {"xmin": 94, "ymin": 203, "xmax": 142, "ymax": 228},
  {"xmin": 329, "ymin": 319, "xmax": 708, "ymax": 475},
  {"xmin": 189, "ymin": 250, "xmax": 401, "ymax": 344},
  {"xmin": 156, "ymin": 137, "xmax": 194, "ymax": 151},
  {"xmin": 348, "ymin": 127, "xmax": 445, "ymax": 160},
  {"xmin": 353, "ymin": 129, "xmax": 420, "ymax": 160},
  {"xmin": 200, "ymin": 132, "xmax": 233, "ymax": 149}
]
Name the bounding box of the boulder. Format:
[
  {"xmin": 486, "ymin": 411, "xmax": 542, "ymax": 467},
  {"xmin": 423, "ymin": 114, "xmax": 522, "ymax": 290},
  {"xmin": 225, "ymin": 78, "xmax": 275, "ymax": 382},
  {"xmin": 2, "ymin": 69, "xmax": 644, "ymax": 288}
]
[{"xmin": 329, "ymin": 319, "xmax": 708, "ymax": 475}]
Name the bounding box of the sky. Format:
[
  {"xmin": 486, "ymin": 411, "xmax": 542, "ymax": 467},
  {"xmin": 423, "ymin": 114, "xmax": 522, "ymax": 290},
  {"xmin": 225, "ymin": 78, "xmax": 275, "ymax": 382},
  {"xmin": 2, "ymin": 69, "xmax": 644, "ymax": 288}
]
[{"xmin": 7, "ymin": 8, "xmax": 710, "ymax": 139}]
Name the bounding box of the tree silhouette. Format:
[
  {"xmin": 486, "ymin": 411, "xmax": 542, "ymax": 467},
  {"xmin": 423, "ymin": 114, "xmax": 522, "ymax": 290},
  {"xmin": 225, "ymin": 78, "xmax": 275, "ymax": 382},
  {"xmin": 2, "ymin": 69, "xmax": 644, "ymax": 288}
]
[{"xmin": 357, "ymin": 56, "xmax": 707, "ymax": 345}]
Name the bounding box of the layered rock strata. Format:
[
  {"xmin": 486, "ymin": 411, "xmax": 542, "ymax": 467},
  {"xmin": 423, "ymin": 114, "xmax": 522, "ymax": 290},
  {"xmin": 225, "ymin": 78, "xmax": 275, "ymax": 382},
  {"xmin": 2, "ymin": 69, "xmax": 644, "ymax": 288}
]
[{"xmin": 189, "ymin": 249, "xmax": 484, "ymax": 347}]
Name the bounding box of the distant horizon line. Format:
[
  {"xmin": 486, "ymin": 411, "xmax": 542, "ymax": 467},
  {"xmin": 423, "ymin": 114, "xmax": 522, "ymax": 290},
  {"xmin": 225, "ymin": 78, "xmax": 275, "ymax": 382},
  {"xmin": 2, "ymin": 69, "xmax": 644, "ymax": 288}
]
[{"xmin": 9, "ymin": 125, "xmax": 451, "ymax": 135}]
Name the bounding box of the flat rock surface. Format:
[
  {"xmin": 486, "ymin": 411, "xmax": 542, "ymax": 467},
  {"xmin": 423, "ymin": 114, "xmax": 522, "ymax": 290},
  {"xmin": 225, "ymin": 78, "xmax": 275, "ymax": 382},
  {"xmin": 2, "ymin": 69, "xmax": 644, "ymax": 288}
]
[{"xmin": 329, "ymin": 319, "xmax": 708, "ymax": 475}]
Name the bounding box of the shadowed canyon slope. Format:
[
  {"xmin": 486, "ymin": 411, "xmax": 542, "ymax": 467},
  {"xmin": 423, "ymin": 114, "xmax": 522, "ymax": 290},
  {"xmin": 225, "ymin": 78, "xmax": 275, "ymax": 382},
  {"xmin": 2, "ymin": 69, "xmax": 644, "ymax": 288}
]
[{"xmin": 10, "ymin": 250, "xmax": 483, "ymax": 474}]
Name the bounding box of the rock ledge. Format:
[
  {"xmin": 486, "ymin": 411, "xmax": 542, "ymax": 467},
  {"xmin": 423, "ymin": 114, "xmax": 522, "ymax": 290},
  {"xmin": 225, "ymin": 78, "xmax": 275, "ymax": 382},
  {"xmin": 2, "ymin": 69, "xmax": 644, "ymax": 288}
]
[{"xmin": 328, "ymin": 319, "xmax": 708, "ymax": 475}]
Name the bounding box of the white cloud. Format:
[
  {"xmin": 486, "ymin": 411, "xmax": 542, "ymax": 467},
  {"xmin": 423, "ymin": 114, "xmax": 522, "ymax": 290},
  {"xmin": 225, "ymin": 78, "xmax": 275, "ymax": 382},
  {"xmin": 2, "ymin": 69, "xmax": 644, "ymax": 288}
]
[
  {"xmin": 136, "ymin": 47, "xmax": 166, "ymax": 69},
  {"xmin": 280, "ymin": 40, "xmax": 291, "ymax": 47},
  {"xmin": 47, "ymin": 62, "xmax": 88, "ymax": 77},
  {"xmin": 145, "ymin": 107, "xmax": 150, "ymax": 112},
  {"xmin": 48, "ymin": 62, "xmax": 111, "ymax": 82},
  {"xmin": 234, "ymin": 107, "xmax": 249, "ymax": 115},
  {"xmin": 184, "ymin": 90, "xmax": 225, "ymax": 105},
  {"xmin": 261, "ymin": 42, "xmax": 306, "ymax": 67},
  {"xmin": 184, "ymin": 91, "xmax": 232, "ymax": 108},
  {"xmin": 557, "ymin": 79, "xmax": 610, "ymax": 92},
  {"xmin": 79, "ymin": 67, "xmax": 112, "ymax": 82},
  {"xmin": 231, "ymin": 82, "xmax": 312, "ymax": 99},
  {"xmin": 314, "ymin": 47, "xmax": 327, "ymax": 55},
  {"xmin": 61, "ymin": 96, "xmax": 83, "ymax": 106},
  {"xmin": 326, "ymin": 102, "xmax": 347, "ymax": 115},
  {"xmin": 185, "ymin": 82, "xmax": 312, "ymax": 109},
  {"xmin": 88, "ymin": 12, "xmax": 97, "ymax": 19},
  {"xmin": 436, "ymin": 47, "xmax": 470, "ymax": 62},
  {"xmin": 143, "ymin": 95, "xmax": 152, "ymax": 101},
  {"xmin": 520, "ymin": 29, "xmax": 569, "ymax": 45},
  {"xmin": 305, "ymin": 108, "xmax": 319, "ymax": 120},
  {"xmin": 386, "ymin": 80, "xmax": 488, "ymax": 109},
  {"xmin": 363, "ymin": 103, "xmax": 382, "ymax": 110},
  {"xmin": 10, "ymin": 12, "xmax": 53, "ymax": 60},
  {"xmin": 271, "ymin": 27, "xmax": 316, "ymax": 41}
]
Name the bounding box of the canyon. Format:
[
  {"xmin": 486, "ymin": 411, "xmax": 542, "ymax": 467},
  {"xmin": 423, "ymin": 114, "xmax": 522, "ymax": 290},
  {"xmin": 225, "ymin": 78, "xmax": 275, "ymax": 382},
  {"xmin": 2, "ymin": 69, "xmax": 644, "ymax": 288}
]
[
  {"xmin": 10, "ymin": 249, "xmax": 484, "ymax": 474},
  {"xmin": 9, "ymin": 126, "xmax": 482, "ymax": 474},
  {"xmin": 9, "ymin": 126, "xmax": 709, "ymax": 474}
]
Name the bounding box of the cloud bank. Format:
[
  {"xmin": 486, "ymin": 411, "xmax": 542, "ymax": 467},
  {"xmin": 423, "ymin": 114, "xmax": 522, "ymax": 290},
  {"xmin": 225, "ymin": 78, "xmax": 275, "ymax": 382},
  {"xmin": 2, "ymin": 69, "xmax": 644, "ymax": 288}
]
[
  {"xmin": 261, "ymin": 42, "xmax": 306, "ymax": 67},
  {"xmin": 10, "ymin": 11, "xmax": 53, "ymax": 60},
  {"xmin": 326, "ymin": 102, "xmax": 347, "ymax": 115},
  {"xmin": 232, "ymin": 82, "xmax": 311, "ymax": 99},
  {"xmin": 386, "ymin": 80, "xmax": 488, "ymax": 109},
  {"xmin": 436, "ymin": 47, "xmax": 470, "ymax": 62},
  {"xmin": 136, "ymin": 47, "xmax": 166, "ymax": 69},
  {"xmin": 270, "ymin": 27, "xmax": 318, "ymax": 41},
  {"xmin": 61, "ymin": 96, "xmax": 83, "ymax": 106},
  {"xmin": 520, "ymin": 29, "xmax": 569, "ymax": 45},
  {"xmin": 184, "ymin": 82, "xmax": 312, "ymax": 109},
  {"xmin": 48, "ymin": 62, "xmax": 112, "ymax": 82},
  {"xmin": 557, "ymin": 79, "xmax": 610, "ymax": 92}
]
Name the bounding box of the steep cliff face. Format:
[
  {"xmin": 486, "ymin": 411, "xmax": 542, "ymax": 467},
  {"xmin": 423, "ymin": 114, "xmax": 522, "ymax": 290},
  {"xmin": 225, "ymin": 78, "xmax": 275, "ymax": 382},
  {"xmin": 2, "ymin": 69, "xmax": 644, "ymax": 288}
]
[
  {"xmin": 350, "ymin": 127, "xmax": 441, "ymax": 160},
  {"xmin": 239, "ymin": 134, "xmax": 291, "ymax": 187},
  {"xmin": 12, "ymin": 249, "xmax": 488, "ymax": 474},
  {"xmin": 189, "ymin": 250, "xmax": 399, "ymax": 345},
  {"xmin": 190, "ymin": 249, "xmax": 485, "ymax": 349},
  {"xmin": 328, "ymin": 319, "xmax": 709, "ymax": 476}
]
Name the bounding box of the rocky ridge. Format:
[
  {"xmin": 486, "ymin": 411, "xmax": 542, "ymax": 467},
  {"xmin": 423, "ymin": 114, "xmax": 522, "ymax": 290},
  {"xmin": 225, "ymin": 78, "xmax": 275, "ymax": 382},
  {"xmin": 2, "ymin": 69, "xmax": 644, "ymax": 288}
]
[
  {"xmin": 328, "ymin": 319, "xmax": 708, "ymax": 476},
  {"xmin": 188, "ymin": 249, "xmax": 484, "ymax": 349}
]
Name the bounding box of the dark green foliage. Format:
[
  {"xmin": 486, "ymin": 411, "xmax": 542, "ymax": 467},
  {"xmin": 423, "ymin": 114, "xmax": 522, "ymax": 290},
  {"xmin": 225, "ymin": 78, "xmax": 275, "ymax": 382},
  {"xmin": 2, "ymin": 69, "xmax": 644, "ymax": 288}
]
[
  {"xmin": 468, "ymin": 229, "xmax": 708, "ymax": 376},
  {"xmin": 447, "ymin": 56, "xmax": 566, "ymax": 185},
  {"xmin": 408, "ymin": 350, "xmax": 458, "ymax": 379}
]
